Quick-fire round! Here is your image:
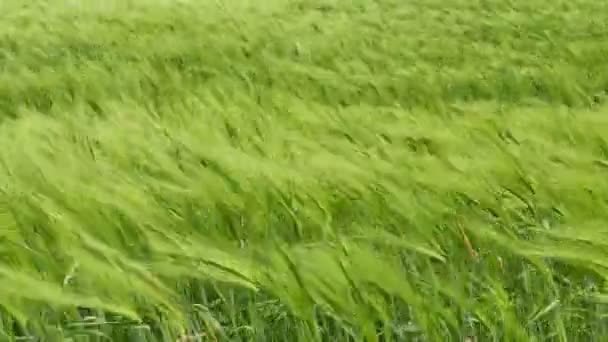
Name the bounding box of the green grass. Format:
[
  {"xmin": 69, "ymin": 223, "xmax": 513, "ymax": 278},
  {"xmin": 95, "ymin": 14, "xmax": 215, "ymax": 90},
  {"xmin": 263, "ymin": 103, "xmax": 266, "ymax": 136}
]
[{"xmin": 1, "ymin": 0, "xmax": 608, "ymax": 340}]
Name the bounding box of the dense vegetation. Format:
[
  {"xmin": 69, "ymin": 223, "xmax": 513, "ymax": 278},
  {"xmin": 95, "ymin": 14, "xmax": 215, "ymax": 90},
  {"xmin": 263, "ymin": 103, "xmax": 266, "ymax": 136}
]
[{"xmin": 1, "ymin": 0, "xmax": 608, "ymax": 340}]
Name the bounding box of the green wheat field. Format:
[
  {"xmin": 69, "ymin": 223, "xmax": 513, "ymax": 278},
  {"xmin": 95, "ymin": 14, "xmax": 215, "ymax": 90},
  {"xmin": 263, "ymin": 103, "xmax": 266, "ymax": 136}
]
[{"xmin": 1, "ymin": 0, "xmax": 608, "ymax": 341}]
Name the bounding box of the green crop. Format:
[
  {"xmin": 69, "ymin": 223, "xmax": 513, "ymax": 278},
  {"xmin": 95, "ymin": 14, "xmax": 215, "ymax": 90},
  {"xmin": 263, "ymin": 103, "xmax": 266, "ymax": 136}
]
[{"xmin": 0, "ymin": 0, "xmax": 608, "ymax": 340}]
